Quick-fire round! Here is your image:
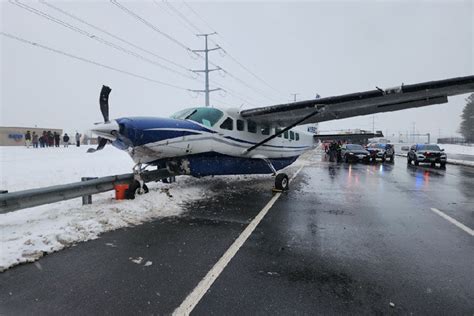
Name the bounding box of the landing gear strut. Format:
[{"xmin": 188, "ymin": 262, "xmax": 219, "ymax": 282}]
[
  {"xmin": 263, "ymin": 158, "xmax": 289, "ymax": 191},
  {"xmin": 125, "ymin": 163, "xmax": 150, "ymax": 199}
]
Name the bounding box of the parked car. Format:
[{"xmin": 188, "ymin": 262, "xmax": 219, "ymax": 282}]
[
  {"xmin": 341, "ymin": 144, "xmax": 371, "ymax": 163},
  {"xmin": 407, "ymin": 144, "xmax": 447, "ymax": 167},
  {"xmin": 366, "ymin": 143, "xmax": 395, "ymax": 162}
]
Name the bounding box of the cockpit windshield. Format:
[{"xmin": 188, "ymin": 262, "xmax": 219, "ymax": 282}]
[{"xmin": 170, "ymin": 107, "xmax": 224, "ymax": 127}]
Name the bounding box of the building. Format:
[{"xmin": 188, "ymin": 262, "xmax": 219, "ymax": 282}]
[{"xmin": 0, "ymin": 126, "xmax": 63, "ymax": 146}]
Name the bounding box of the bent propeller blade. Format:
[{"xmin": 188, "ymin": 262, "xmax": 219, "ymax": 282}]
[{"xmin": 100, "ymin": 85, "xmax": 112, "ymax": 123}]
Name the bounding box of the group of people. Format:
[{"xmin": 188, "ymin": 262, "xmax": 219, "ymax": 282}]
[
  {"xmin": 325, "ymin": 141, "xmax": 343, "ymax": 162},
  {"xmin": 24, "ymin": 131, "xmax": 81, "ymax": 148}
]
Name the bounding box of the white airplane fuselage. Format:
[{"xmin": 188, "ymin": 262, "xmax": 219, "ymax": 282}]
[{"xmin": 93, "ymin": 107, "xmax": 316, "ymax": 177}]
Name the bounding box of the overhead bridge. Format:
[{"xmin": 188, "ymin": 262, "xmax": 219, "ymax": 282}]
[{"xmin": 0, "ymin": 168, "xmax": 175, "ymax": 214}]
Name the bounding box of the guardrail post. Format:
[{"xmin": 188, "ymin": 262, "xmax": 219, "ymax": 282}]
[
  {"xmin": 81, "ymin": 177, "xmax": 98, "ymax": 205},
  {"xmin": 0, "ymin": 190, "xmax": 7, "ymax": 208}
]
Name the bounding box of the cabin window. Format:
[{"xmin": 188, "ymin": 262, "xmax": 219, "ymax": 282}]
[
  {"xmin": 171, "ymin": 107, "xmax": 223, "ymax": 127},
  {"xmin": 275, "ymin": 128, "xmax": 282, "ymax": 138},
  {"xmin": 220, "ymin": 117, "xmax": 233, "ymax": 130},
  {"xmin": 284, "ymin": 131, "xmax": 289, "ymax": 139},
  {"xmin": 290, "ymin": 131, "xmax": 295, "ymax": 140},
  {"xmin": 295, "ymin": 133, "xmax": 300, "ymax": 141},
  {"xmin": 237, "ymin": 119, "xmax": 245, "ymax": 131},
  {"xmin": 261, "ymin": 126, "xmax": 270, "ymax": 135},
  {"xmin": 247, "ymin": 120, "xmax": 257, "ymax": 133}
]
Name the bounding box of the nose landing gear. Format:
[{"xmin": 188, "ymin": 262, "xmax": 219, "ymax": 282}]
[{"xmin": 125, "ymin": 163, "xmax": 150, "ymax": 199}]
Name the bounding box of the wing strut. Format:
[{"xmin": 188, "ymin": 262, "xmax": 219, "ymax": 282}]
[{"xmin": 244, "ymin": 106, "xmax": 324, "ymax": 154}]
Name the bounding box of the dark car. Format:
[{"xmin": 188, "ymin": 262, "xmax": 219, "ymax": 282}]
[
  {"xmin": 341, "ymin": 144, "xmax": 371, "ymax": 163},
  {"xmin": 407, "ymin": 144, "xmax": 447, "ymax": 167},
  {"xmin": 366, "ymin": 143, "xmax": 395, "ymax": 162}
]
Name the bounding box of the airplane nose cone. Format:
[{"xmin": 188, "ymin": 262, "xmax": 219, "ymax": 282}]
[{"xmin": 90, "ymin": 120, "xmax": 120, "ymax": 141}]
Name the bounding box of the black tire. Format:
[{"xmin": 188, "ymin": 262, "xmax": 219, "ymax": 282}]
[
  {"xmin": 275, "ymin": 173, "xmax": 289, "ymax": 191},
  {"xmin": 125, "ymin": 181, "xmax": 149, "ymax": 199},
  {"xmin": 440, "ymin": 162, "xmax": 446, "ymax": 169},
  {"xmin": 431, "ymin": 162, "xmax": 436, "ymax": 167}
]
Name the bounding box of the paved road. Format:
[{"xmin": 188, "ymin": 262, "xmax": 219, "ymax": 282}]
[{"xmin": 1, "ymin": 154, "xmax": 473, "ymax": 315}]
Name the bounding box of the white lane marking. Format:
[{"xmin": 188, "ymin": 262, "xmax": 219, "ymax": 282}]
[
  {"xmin": 173, "ymin": 166, "xmax": 305, "ymax": 316},
  {"xmin": 430, "ymin": 208, "xmax": 474, "ymax": 236}
]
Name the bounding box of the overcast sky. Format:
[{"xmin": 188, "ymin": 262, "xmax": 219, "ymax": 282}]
[{"xmin": 1, "ymin": 0, "xmax": 473, "ymax": 138}]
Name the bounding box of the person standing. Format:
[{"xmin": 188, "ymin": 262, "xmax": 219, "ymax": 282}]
[
  {"xmin": 41, "ymin": 131, "xmax": 47, "ymax": 147},
  {"xmin": 63, "ymin": 133, "xmax": 70, "ymax": 147},
  {"xmin": 32, "ymin": 131, "xmax": 39, "ymax": 148},
  {"xmin": 24, "ymin": 131, "xmax": 31, "ymax": 148},
  {"xmin": 54, "ymin": 132, "xmax": 60, "ymax": 147},
  {"xmin": 47, "ymin": 131, "xmax": 54, "ymax": 147},
  {"xmin": 75, "ymin": 132, "xmax": 81, "ymax": 147}
]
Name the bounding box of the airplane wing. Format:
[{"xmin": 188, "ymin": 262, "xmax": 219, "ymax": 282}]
[{"xmin": 240, "ymin": 75, "xmax": 474, "ymax": 127}]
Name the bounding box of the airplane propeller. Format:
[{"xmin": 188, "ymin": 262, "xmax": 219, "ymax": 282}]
[
  {"xmin": 100, "ymin": 85, "xmax": 111, "ymax": 123},
  {"xmin": 87, "ymin": 85, "xmax": 116, "ymax": 153}
]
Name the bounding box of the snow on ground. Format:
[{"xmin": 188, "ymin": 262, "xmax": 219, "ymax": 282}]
[
  {"xmin": 1, "ymin": 145, "xmax": 133, "ymax": 191},
  {"xmin": 0, "ymin": 145, "xmax": 300, "ymax": 272},
  {"xmin": 391, "ymin": 143, "xmax": 474, "ymax": 156},
  {"xmin": 436, "ymin": 143, "xmax": 474, "ymax": 156}
]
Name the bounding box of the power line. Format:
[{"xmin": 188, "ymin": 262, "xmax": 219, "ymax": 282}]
[
  {"xmin": 159, "ymin": 1, "xmax": 202, "ymax": 34},
  {"xmin": 183, "ymin": 1, "xmax": 286, "ymax": 99},
  {"xmin": 113, "ymin": 0, "xmax": 277, "ymax": 105},
  {"xmin": 40, "ymin": 0, "xmax": 192, "ymax": 73},
  {"xmin": 216, "ymin": 66, "xmax": 280, "ymax": 103},
  {"xmin": 110, "ymin": 0, "xmax": 197, "ymax": 54},
  {"xmin": 157, "ymin": 1, "xmax": 197, "ymax": 35},
  {"xmin": 152, "ymin": 0, "xmax": 275, "ymax": 105},
  {"xmin": 182, "ymin": 1, "xmax": 217, "ymax": 35},
  {"xmin": 1, "ymin": 32, "xmax": 189, "ymax": 90},
  {"xmin": 10, "ymin": 0, "xmax": 196, "ymax": 80}
]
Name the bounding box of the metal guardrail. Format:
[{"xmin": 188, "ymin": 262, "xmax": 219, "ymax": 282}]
[{"xmin": 0, "ymin": 169, "xmax": 174, "ymax": 214}]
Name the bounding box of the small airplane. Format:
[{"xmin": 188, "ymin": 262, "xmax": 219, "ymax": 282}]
[{"xmin": 89, "ymin": 75, "xmax": 474, "ymax": 196}]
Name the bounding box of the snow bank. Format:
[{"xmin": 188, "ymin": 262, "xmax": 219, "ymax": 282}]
[
  {"xmin": 437, "ymin": 143, "xmax": 474, "ymax": 156},
  {"xmin": 0, "ymin": 145, "xmax": 298, "ymax": 272},
  {"xmin": 0, "ymin": 177, "xmax": 208, "ymax": 272}
]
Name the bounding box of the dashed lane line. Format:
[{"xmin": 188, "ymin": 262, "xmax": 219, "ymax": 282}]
[
  {"xmin": 430, "ymin": 208, "xmax": 474, "ymax": 236},
  {"xmin": 172, "ymin": 165, "xmax": 305, "ymax": 316}
]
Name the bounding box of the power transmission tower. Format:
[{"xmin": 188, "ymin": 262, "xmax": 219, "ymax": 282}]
[{"xmin": 190, "ymin": 33, "xmax": 221, "ymax": 107}]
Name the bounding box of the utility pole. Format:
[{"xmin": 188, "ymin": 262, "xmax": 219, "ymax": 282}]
[
  {"xmin": 190, "ymin": 33, "xmax": 221, "ymax": 107},
  {"xmin": 291, "ymin": 93, "xmax": 299, "ymax": 102}
]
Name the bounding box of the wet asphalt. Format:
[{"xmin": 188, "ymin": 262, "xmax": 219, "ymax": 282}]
[{"xmin": 1, "ymin": 154, "xmax": 473, "ymax": 315}]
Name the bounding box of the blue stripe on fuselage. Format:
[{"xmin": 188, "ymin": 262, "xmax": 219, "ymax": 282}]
[
  {"xmin": 223, "ymin": 135, "xmax": 310, "ymax": 149},
  {"xmin": 116, "ymin": 117, "xmax": 213, "ymax": 147}
]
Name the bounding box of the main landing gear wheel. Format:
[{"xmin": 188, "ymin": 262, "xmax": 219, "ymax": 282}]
[
  {"xmin": 274, "ymin": 173, "xmax": 289, "ymax": 191},
  {"xmin": 125, "ymin": 180, "xmax": 149, "ymax": 200}
]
